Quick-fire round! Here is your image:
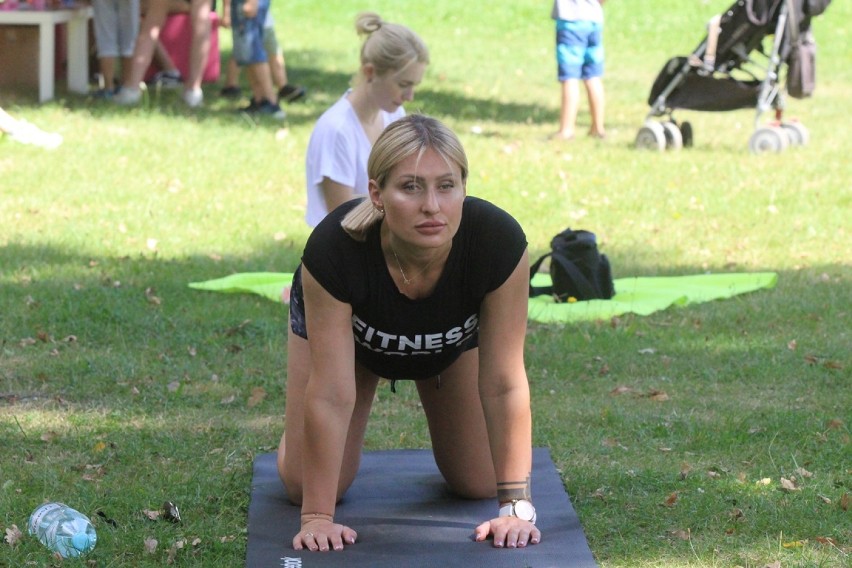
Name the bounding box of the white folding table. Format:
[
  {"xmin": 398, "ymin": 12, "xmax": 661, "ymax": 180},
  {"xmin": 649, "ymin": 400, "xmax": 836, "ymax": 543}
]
[{"xmin": 0, "ymin": 6, "xmax": 94, "ymax": 102}]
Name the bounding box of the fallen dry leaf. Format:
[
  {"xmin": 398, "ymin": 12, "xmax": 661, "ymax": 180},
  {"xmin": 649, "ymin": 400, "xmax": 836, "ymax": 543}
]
[
  {"xmin": 143, "ymin": 509, "xmax": 161, "ymax": 521},
  {"xmin": 826, "ymin": 418, "xmax": 844, "ymax": 430},
  {"xmin": 782, "ymin": 539, "xmax": 807, "ymax": 548},
  {"xmin": 787, "ymin": 339, "xmax": 797, "ymax": 350},
  {"xmin": 729, "ymin": 507, "xmax": 745, "ymax": 521},
  {"xmin": 601, "ymin": 438, "xmax": 628, "ymax": 450},
  {"xmin": 668, "ymin": 529, "xmax": 690, "ymax": 540},
  {"xmin": 167, "ymin": 539, "xmax": 186, "ymax": 564},
  {"xmin": 679, "ymin": 462, "xmax": 692, "ymax": 480},
  {"xmin": 761, "ymin": 562, "xmax": 781, "ymax": 568},
  {"xmin": 247, "ymin": 386, "xmax": 267, "ymax": 408},
  {"xmin": 647, "ymin": 389, "xmax": 670, "ymax": 402},
  {"xmin": 40, "ymin": 431, "xmax": 58, "ymax": 443},
  {"xmin": 756, "ymin": 477, "xmax": 772, "ymax": 486},
  {"xmin": 795, "ymin": 467, "xmax": 814, "ymax": 478},
  {"xmin": 144, "ymin": 537, "xmax": 158, "ymax": 554},
  {"xmin": 814, "ymin": 536, "xmax": 839, "ymax": 547},
  {"xmin": 225, "ymin": 319, "xmax": 251, "ymax": 337},
  {"xmin": 4, "ymin": 525, "xmax": 22, "ymax": 546},
  {"xmin": 841, "ymin": 492, "xmax": 849, "ymax": 511},
  {"xmin": 779, "ymin": 477, "xmax": 801, "ymax": 492},
  {"xmin": 610, "ymin": 385, "xmax": 633, "ymax": 395},
  {"xmin": 817, "ymin": 494, "xmax": 832, "ymax": 504},
  {"xmin": 662, "ymin": 492, "xmax": 679, "ymax": 507},
  {"xmin": 145, "ymin": 287, "xmax": 162, "ymax": 305}
]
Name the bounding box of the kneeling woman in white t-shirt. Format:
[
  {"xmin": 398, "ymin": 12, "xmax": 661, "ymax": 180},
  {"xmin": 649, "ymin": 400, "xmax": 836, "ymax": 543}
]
[{"xmin": 303, "ymin": 12, "xmax": 429, "ymax": 227}]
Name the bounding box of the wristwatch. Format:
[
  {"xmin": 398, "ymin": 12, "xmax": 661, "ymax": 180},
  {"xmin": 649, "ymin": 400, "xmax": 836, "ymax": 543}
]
[{"xmin": 498, "ymin": 499, "xmax": 537, "ymax": 524}]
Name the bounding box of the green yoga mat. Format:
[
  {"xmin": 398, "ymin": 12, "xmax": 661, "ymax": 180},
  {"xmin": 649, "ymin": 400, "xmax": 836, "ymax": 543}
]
[{"xmin": 189, "ymin": 271, "xmax": 777, "ymax": 323}]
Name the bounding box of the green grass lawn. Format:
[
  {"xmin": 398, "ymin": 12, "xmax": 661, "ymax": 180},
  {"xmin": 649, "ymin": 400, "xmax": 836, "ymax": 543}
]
[{"xmin": 1, "ymin": 0, "xmax": 849, "ymax": 566}]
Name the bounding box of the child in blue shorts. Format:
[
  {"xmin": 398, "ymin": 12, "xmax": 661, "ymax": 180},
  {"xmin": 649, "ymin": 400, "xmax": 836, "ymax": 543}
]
[
  {"xmin": 552, "ymin": 0, "xmax": 606, "ymax": 140},
  {"xmin": 226, "ymin": 0, "xmax": 285, "ymax": 118}
]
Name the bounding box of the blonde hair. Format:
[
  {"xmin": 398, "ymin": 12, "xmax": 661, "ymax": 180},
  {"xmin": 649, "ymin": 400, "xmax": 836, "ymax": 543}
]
[
  {"xmin": 354, "ymin": 12, "xmax": 429, "ymax": 82},
  {"xmin": 342, "ymin": 115, "xmax": 468, "ymax": 241}
]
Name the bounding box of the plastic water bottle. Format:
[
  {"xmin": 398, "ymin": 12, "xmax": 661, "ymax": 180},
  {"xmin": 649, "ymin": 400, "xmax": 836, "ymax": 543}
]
[{"xmin": 28, "ymin": 502, "xmax": 97, "ymax": 558}]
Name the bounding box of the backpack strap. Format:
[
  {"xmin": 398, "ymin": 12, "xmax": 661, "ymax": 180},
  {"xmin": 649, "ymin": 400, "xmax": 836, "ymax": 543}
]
[
  {"xmin": 550, "ymin": 251, "xmax": 598, "ymax": 300},
  {"xmin": 529, "ymin": 252, "xmax": 553, "ymax": 297}
]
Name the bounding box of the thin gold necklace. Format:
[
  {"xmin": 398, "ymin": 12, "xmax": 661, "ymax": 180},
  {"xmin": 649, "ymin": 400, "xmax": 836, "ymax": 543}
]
[{"xmin": 390, "ymin": 246, "xmax": 441, "ymax": 286}]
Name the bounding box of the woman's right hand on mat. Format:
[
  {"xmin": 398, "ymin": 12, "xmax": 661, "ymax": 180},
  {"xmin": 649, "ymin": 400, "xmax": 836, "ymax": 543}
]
[
  {"xmin": 293, "ymin": 520, "xmax": 357, "ymax": 552},
  {"xmin": 475, "ymin": 517, "xmax": 541, "ymax": 549}
]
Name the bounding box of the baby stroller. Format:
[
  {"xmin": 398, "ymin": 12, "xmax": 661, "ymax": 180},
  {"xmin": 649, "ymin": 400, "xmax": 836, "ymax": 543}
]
[{"xmin": 635, "ymin": 0, "xmax": 830, "ymax": 153}]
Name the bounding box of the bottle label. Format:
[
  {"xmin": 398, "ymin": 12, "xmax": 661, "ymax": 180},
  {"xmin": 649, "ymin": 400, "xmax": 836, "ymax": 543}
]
[{"xmin": 28, "ymin": 502, "xmax": 65, "ymax": 535}]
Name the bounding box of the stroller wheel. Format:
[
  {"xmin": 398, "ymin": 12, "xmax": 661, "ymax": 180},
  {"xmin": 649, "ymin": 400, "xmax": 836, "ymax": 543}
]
[
  {"xmin": 680, "ymin": 121, "xmax": 694, "ymax": 148},
  {"xmin": 662, "ymin": 122, "xmax": 683, "ymax": 150},
  {"xmin": 635, "ymin": 121, "xmax": 666, "ymax": 151},
  {"xmin": 749, "ymin": 126, "xmax": 790, "ymax": 154},
  {"xmin": 780, "ymin": 122, "xmax": 809, "ymax": 146}
]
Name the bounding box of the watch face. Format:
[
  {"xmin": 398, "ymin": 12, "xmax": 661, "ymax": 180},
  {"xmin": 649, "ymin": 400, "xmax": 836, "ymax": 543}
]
[{"xmin": 514, "ymin": 500, "xmax": 536, "ymax": 521}]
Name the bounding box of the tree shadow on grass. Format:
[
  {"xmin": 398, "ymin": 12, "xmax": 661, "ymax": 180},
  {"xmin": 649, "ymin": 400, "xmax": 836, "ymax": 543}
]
[
  {"xmin": 1, "ymin": 238, "xmax": 848, "ymax": 567},
  {"xmin": 4, "ymin": 47, "xmax": 556, "ymax": 130}
]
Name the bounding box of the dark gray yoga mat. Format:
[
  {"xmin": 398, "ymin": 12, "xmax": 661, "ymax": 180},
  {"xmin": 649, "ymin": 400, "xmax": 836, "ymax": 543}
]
[{"xmin": 246, "ymin": 448, "xmax": 597, "ymax": 567}]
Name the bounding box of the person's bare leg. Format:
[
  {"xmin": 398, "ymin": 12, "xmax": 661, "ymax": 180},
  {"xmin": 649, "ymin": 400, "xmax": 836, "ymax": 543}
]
[
  {"xmin": 269, "ymin": 51, "xmax": 286, "ymax": 89},
  {"xmin": 277, "ymin": 331, "xmax": 379, "ymax": 504},
  {"xmin": 416, "ymin": 349, "xmax": 497, "ymax": 499},
  {"xmin": 120, "ymin": 56, "xmax": 134, "ymax": 85},
  {"xmin": 554, "ymin": 78, "xmax": 580, "ymax": 140},
  {"xmin": 185, "ymin": 0, "xmax": 212, "ymax": 93},
  {"xmin": 224, "ymin": 57, "xmax": 240, "ymax": 88},
  {"xmin": 124, "ymin": 0, "xmax": 168, "ymax": 89},
  {"xmin": 247, "ymin": 62, "xmax": 276, "ymax": 102},
  {"xmin": 153, "ymin": 41, "xmax": 179, "ymax": 74},
  {"xmin": 99, "ymin": 57, "xmax": 117, "ymax": 90},
  {"xmin": 585, "ymin": 76, "xmax": 605, "ymax": 138}
]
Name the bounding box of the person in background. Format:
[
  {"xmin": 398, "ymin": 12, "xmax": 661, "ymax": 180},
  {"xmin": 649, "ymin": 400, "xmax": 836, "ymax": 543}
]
[
  {"xmin": 219, "ymin": 9, "xmax": 306, "ymax": 104},
  {"xmin": 278, "ymin": 114, "xmax": 540, "ymax": 552},
  {"xmin": 303, "ymin": 11, "xmax": 428, "ymax": 227},
  {"xmin": 91, "ymin": 0, "xmax": 140, "ymax": 98},
  {"xmin": 551, "ymin": 0, "xmax": 606, "ymax": 140},
  {"xmin": 217, "ymin": 0, "xmax": 289, "ymax": 117},
  {"xmin": 113, "ymin": 0, "xmax": 212, "ymax": 107}
]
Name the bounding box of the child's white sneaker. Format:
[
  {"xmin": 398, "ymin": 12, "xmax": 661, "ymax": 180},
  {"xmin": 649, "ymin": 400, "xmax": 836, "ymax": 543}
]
[
  {"xmin": 183, "ymin": 88, "xmax": 204, "ymax": 108},
  {"xmin": 113, "ymin": 86, "xmax": 142, "ymax": 106}
]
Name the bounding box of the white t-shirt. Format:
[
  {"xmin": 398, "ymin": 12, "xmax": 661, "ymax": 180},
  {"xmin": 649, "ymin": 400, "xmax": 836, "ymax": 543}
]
[{"xmin": 304, "ymin": 91, "xmax": 406, "ymax": 227}]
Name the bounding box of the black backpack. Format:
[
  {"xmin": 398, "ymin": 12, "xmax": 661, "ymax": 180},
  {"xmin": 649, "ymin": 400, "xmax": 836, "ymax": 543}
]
[{"xmin": 529, "ymin": 228, "xmax": 615, "ymax": 302}]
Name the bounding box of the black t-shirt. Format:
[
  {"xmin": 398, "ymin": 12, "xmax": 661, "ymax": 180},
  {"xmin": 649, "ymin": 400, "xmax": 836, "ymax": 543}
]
[{"xmin": 302, "ymin": 196, "xmax": 527, "ymax": 381}]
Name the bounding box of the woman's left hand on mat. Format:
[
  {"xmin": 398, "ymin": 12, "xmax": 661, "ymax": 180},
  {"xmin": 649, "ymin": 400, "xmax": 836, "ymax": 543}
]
[
  {"xmin": 293, "ymin": 520, "xmax": 357, "ymax": 552},
  {"xmin": 474, "ymin": 517, "xmax": 541, "ymax": 548}
]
